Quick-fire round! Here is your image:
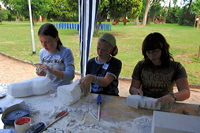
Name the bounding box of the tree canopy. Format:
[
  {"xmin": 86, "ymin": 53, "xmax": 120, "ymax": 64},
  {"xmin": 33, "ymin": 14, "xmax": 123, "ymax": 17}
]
[{"xmin": 0, "ymin": 0, "xmax": 199, "ymax": 26}]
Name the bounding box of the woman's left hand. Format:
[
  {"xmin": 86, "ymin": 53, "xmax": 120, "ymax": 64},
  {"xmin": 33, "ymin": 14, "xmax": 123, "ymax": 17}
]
[{"xmin": 155, "ymin": 94, "xmax": 175, "ymax": 111}]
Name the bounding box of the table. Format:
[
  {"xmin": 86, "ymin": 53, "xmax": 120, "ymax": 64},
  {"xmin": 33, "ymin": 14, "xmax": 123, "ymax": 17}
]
[{"xmin": 0, "ymin": 92, "xmax": 200, "ymax": 132}]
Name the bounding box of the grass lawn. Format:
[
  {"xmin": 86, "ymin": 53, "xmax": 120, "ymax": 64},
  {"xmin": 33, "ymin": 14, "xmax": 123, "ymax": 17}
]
[{"xmin": 0, "ymin": 21, "xmax": 199, "ymax": 85}]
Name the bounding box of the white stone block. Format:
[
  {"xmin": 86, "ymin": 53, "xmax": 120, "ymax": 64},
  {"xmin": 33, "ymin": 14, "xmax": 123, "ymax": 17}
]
[
  {"xmin": 145, "ymin": 98, "xmax": 153, "ymax": 109},
  {"xmin": 57, "ymin": 79, "xmax": 82, "ymax": 106},
  {"xmin": 148, "ymin": 97, "xmax": 161, "ymax": 110},
  {"xmin": 151, "ymin": 111, "xmax": 200, "ymax": 133},
  {"xmin": 126, "ymin": 95, "xmax": 140, "ymax": 108},
  {"xmin": 7, "ymin": 76, "xmax": 52, "ymax": 97},
  {"xmin": 126, "ymin": 95, "xmax": 161, "ymax": 110},
  {"xmin": 138, "ymin": 96, "xmax": 146, "ymax": 108}
]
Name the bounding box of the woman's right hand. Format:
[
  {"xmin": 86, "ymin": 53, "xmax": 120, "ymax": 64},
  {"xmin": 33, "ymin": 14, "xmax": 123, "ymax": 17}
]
[
  {"xmin": 36, "ymin": 67, "xmax": 46, "ymax": 76},
  {"xmin": 130, "ymin": 87, "xmax": 143, "ymax": 96},
  {"xmin": 79, "ymin": 75, "xmax": 94, "ymax": 95}
]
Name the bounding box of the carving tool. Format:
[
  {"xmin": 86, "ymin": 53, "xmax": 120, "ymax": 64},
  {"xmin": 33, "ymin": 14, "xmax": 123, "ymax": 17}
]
[
  {"xmin": 29, "ymin": 60, "xmax": 37, "ymax": 68},
  {"xmin": 97, "ymin": 94, "xmax": 102, "ymax": 121},
  {"xmin": 29, "ymin": 61, "xmax": 43, "ymax": 68},
  {"xmin": 39, "ymin": 111, "xmax": 68, "ymax": 133},
  {"xmin": 55, "ymin": 110, "xmax": 67, "ymax": 119}
]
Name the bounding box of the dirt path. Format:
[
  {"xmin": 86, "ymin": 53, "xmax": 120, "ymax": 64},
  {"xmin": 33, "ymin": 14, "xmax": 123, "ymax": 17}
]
[{"xmin": 0, "ymin": 52, "xmax": 199, "ymax": 104}]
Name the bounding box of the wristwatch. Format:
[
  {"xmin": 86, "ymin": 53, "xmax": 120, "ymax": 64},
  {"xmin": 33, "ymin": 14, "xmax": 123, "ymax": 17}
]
[{"xmin": 170, "ymin": 93, "xmax": 177, "ymax": 101}]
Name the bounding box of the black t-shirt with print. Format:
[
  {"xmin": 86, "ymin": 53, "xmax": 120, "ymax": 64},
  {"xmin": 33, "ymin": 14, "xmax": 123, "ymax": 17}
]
[
  {"xmin": 86, "ymin": 57, "xmax": 122, "ymax": 96},
  {"xmin": 132, "ymin": 60, "xmax": 187, "ymax": 98}
]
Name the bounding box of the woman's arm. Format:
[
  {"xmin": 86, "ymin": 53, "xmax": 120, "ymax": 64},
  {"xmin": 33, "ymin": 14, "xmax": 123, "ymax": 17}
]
[
  {"xmin": 95, "ymin": 74, "xmax": 114, "ymax": 87},
  {"xmin": 174, "ymin": 77, "xmax": 190, "ymax": 101},
  {"xmin": 48, "ymin": 68, "xmax": 64, "ymax": 79},
  {"xmin": 62, "ymin": 49, "xmax": 75, "ymax": 80},
  {"xmin": 80, "ymin": 73, "xmax": 114, "ymax": 88},
  {"xmin": 156, "ymin": 78, "xmax": 190, "ymax": 110},
  {"xmin": 80, "ymin": 73, "xmax": 114, "ymax": 95},
  {"xmin": 129, "ymin": 79, "xmax": 143, "ymax": 95}
]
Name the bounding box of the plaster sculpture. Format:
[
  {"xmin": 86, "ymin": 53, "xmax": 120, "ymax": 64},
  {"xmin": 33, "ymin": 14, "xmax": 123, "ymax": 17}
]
[
  {"xmin": 126, "ymin": 95, "xmax": 161, "ymax": 110},
  {"xmin": 57, "ymin": 79, "xmax": 82, "ymax": 106},
  {"xmin": 7, "ymin": 76, "xmax": 52, "ymax": 98}
]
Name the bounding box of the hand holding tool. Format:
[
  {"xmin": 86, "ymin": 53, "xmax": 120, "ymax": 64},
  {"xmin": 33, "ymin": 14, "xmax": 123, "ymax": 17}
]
[{"xmin": 97, "ymin": 94, "xmax": 102, "ymax": 121}]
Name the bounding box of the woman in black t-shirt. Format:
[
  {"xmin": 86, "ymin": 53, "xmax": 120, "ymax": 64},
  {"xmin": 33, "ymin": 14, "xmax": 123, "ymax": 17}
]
[{"xmin": 129, "ymin": 32, "xmax": 190, "ymax": 110}]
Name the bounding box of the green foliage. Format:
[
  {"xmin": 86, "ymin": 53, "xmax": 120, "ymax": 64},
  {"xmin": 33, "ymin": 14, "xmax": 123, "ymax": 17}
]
[
  {"xmin": 93, "ymin": 32, "xmax": 101, "ymax": 37},
  {"xmin": 191, "ymin": 0, "xmax": 200, "ymax": 14},
  {"xmin": 127, "ymin": 0, "xmax": 143, "ymax": 19},
  {"xmin": 138, "ymin": 0, "xmax": 145, "ymax": 21},
  {"xmin": 149, "ymin": 3, "xmax": 162, "ymax": 19},
  {"xmin": 95, "ymin": 0, "xmax": 142, "ymax": 33},
  {"xmin": 109, "ymin": 0, "xmax": 138, "ymax": 19},
  {"xmin": 0, "ymin": 4, "xmax": 13, "ymax": 21},
  {"xmin": 0, "ymin": 0, "xmax": 76, "ymax": 22},
  {"xmin": 178, "ymin": 7, "xmax": 195, "ymax": 26},
  {"xmin": 67, "ymin": 0, "xmax": 78, "ymax": 15},
  {"xmin": 0, "ymin": 7, "xmax": 3, "ymax": 22},
  {"xmin": 97, "ymin": 0, "xmax": 109, "ymax": 22},
  {"xmin": 0, "ymin": 0, "xmax": 52, "ymax": 20},
  {"xmin": 95, "ymin": 0, "xmax": 109, "ymax": 34},
  {"xmin": 49, "ymin": 18, "xmax": 54, "ymax": 22},
  {"xmin": 47, "ymin": 0, "xmax": 70, "ymax": 21},
  {"xmin": 166, "ymin": 6, "xmax": 180, "ymax": 23},
  {"xmin": 31, "ymin": 0, "xmax": 52, "ymax": 19}
]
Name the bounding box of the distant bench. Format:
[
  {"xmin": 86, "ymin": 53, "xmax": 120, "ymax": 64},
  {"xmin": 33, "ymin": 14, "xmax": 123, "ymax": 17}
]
[{"xmin": 53, "ymin": 22, "xmax": 111, "ymax": 31}]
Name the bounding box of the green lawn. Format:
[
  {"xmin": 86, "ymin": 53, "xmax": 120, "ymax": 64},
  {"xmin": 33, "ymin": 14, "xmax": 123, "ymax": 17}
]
[{"xmin": 0, "ymin": 21, "xmax": 199, "ymax": 85}]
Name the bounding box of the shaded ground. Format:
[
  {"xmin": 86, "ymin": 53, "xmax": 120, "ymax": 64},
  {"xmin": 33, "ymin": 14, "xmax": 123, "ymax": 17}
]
[{"xmin": 0, "ymin": 52, "xmax": 199, "ymax": 104}]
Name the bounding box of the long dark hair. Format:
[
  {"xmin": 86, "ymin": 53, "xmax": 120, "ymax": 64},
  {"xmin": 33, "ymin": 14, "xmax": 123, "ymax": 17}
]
[
  {"xmin": 38, "ymin": 23, "xmax": 63, "ymax": 51},
  {"xmin": 142, "ymin": 32, "xmax": 174, "ymax": 66}
]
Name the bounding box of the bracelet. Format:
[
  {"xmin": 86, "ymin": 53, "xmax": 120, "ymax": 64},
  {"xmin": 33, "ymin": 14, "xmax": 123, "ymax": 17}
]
[
  {"xmin": 93, "ymin": 76, "xmax": 98, "ymax": 84},
  {"xmin": 170, "ymin": 93, "xmax": 177, "ymax": 101}
]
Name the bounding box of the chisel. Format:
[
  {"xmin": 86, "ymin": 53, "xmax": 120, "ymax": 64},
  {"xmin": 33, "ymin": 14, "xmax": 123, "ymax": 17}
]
[{"xmin": 97, "ymin": 94, "xmax": 102, "ymax": 121}]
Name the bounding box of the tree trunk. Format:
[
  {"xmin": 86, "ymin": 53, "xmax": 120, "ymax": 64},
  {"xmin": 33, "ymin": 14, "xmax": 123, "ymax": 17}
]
[
  {"xmin": 147, "ymin": 16, "xmax": 151, "ymax": 25},
  {"xmin": 142, "ymin": 0, "xmax": 150, "ymax": 26},
  {"xmin": 188, "ymin": 0, "xmax": 193, "ymax": 9},
  {"xmin": 32, "ymin": 12, "xmax": 35, "ymax": 26},
  {"xmin": 115, "ymin": 18, "xmax": 119, "ymax": 24},
  {"xmin": 134, "ymin": 17, "xmax": 139, "ymax": 25},
  {"xmin": 16, "ymin": 14, "xmax": 20, "ymax": 21}
]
